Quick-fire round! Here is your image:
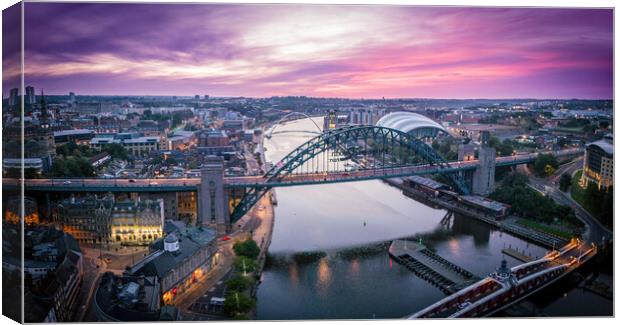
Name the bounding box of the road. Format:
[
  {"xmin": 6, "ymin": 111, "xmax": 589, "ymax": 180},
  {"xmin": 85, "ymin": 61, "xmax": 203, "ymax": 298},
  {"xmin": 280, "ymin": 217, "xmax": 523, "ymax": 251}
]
[{"xmin": 519, "ymin": 160, "xmax": 612, "ymax": 245}]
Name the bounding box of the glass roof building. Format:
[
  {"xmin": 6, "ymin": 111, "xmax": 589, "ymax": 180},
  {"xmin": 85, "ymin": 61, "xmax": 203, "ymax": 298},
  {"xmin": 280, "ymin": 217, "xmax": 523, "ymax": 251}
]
[{"xmin": 376, "ymin": 112, "xmax": 449, "ymax": 139}]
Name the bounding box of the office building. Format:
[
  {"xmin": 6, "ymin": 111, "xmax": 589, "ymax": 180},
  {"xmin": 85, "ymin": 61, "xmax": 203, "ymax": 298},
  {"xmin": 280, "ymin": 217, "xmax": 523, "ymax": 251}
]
[
  {"xmin": 581, "ymin": 134, "xmax": 613, "ymax": 190},
  {"xmin": 25, "ymin": 85, "xmax": 36, "ymax": 105},
  {"xmin": 8, "ymin": 87, "xmax": 18, "ymax": 107}
]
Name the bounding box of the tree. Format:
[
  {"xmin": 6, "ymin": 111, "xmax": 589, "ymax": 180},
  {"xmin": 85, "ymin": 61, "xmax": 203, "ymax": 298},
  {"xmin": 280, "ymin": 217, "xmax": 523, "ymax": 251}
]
[
  {"xmin": 488, "ymin": 136, "xmax": 501, "ymax": 149},
  {"xmin": 102, "ymin": 143, "xmax": 130, "ymax": 160},
  {"xmin": 559, "ymin": 173, "xmax": 572, "ymax": 192},
  {"xmin": 234, "ymin": 256, "xmax": 258, "ymax": 273},
  {"xmin": 223, "ymin": 292, "xmax": 255, "ymax": 317},
  {"xmin": 164, "ymin": 156, "xmax": 178, "ymax": 166},
  {"xmin": 533, "ymin": 154, "xmax": 559, "ymax": 177},
  {"xmin": 233, "ymin": 238, "xmax": 260, "ymax": 259},
  {"xmin": 599, "ymin": 120, "xmax": 610, "ymax": 129},
  {"xmin": 583, "ymin": 124, "xmax": 597, "ymax": 134},
  {"xmin": 48, "ymin": 157, "xmax": 94, "ymax": 177},
  {"xmin": 490, "ymin": 171, "xmax": 578, "ymax": 225},
  {"xmin": 497, "ymin": 139, "xmax": 515, "ymax": 157},
  {"xmin": 225, "ymin": 275, "xmax": 252, "ymax": 292}
]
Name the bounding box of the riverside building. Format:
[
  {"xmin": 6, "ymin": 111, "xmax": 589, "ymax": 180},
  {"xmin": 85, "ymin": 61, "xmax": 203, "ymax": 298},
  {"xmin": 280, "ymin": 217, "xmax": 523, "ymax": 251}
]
[{"xmin": 581, "ymin": 133, "xmax": 613, "ymax": 190}]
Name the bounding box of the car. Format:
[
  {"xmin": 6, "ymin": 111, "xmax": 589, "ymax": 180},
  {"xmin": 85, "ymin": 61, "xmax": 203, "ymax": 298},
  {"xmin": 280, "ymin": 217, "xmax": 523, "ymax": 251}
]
[
  {"xmin": 149, "ymin": 181, "xmax": 158, "ymax": 186},
  {"xmin": 128, "ymin": 179, "xmax": 136, "ymax": 183},
  {"xmin": 63, "ymin": 181, "xmax": 72, "ymax": 185},
  {"xmin": 458, "ymin": 302, "xmax": 471, "ymax": 309},
  {"xmin": 221, "ymin": 236, "xmax": 231, "ymax": 241}
]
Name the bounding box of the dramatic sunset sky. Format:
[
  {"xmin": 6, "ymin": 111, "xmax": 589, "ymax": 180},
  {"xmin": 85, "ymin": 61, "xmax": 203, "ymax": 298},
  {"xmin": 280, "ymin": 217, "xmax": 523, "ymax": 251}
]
[{"xmin": 4, "ymin": 3, "xmax": 613, "ymax": 98}]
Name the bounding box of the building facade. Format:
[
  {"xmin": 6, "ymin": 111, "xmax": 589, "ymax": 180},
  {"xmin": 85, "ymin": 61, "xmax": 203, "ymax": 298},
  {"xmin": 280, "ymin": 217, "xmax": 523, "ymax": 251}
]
[
  {"xmin": 54, "ymin": 195, "xmax": 164, "ymax": 246},
  {"xmin": 55, "ymin": 195, "xmax": 115, "ymax": 244},
  {"xmin": 111, "ymin": 199, "xmax": 165, "ymax": 245},
  {"xmin": 581, "ymin": 134, "xmax": 613, "ymax": 190}
]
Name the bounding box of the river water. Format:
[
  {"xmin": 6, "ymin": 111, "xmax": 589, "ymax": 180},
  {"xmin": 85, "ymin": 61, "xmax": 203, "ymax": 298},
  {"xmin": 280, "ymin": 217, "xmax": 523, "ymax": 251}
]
[{"xmin": 255, "ymin": 117, "xmax": 611, "ymax": 319}]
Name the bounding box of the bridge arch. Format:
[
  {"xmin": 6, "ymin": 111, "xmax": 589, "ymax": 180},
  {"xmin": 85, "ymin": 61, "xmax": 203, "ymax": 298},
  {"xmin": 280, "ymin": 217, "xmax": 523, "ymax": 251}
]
[
  {"xmin": 231, "ymin": 125, "xmax": 469, "ymax": 221},
  {"xmin": 266, "ymin": 112, "xmax": 322, "ymax": 138}
]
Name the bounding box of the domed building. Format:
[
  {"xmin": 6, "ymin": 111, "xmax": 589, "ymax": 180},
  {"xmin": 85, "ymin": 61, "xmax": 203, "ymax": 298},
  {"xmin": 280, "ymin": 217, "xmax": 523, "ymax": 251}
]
[{"xmin": 376, "ymin": 112, "xmax": 449, "ymax": 139}]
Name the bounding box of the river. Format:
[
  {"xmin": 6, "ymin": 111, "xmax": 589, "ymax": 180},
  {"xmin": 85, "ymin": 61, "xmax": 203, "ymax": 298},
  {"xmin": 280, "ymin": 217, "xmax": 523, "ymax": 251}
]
[{"xmin": 255, "ymin": 117, "xmax": 611, "ymax": 319}]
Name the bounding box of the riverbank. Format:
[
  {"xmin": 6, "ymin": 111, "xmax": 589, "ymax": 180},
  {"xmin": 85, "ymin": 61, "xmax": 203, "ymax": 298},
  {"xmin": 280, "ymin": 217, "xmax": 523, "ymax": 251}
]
[
  {"xmin": 251, "ymin": 191, "xmax": 276, "ymax": 274},
  {"xmin": 399, "ymin": 182, "xmax": 568, "ymax": 249}
]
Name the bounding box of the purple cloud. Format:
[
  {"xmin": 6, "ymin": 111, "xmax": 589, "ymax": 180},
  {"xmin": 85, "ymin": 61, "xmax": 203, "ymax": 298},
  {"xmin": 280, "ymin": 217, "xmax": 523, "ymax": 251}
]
[{"xmin": 6, "ymin": 3, "xmax": 612, "ymax": 99}]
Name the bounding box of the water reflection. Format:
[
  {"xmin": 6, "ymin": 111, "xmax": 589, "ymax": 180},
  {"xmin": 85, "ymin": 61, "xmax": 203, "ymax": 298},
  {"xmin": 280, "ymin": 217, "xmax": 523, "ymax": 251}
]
[
  {"xmin": 315, "ymin": 257, "xmax": 332, "ymax": 297},
  {"xmin": 349, "ymin": 259, "xmax": 360, "ymax": 281},
  {"xmin": 289, "ymin": 262, "xmax": 299, "ymax": 289}
]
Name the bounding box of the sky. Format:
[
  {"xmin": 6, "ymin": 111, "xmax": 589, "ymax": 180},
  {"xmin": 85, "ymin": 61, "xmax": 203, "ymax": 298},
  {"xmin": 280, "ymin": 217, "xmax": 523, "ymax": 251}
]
[{"xmin": 2, "ymin": 3, "xmax": 614, "ymax": 99}]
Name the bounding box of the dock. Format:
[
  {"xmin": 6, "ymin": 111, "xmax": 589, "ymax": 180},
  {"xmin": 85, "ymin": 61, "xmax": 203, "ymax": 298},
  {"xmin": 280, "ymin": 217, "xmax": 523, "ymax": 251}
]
[
  {"xmin": 389, "ymin": 240, "xmax": 479, "ymax": 294},
  {"xmin": 502, "ymin": 248, "xmax": 534, "ymax": 263}
]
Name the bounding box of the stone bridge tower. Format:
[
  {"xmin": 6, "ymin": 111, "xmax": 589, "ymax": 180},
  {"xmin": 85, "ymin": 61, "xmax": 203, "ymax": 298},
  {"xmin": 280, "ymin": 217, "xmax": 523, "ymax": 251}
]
[
  {"xmin": 198, "ymin": 156, "xmax": 229, "ymax": 234},
  {"xmin": 472, "ymin": 131, "xmax": 496, "ymax": 195}
]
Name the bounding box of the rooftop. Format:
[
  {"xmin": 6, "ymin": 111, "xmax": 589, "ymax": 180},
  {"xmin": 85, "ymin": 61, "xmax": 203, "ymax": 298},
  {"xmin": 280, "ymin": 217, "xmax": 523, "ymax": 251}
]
[
  {"xmin": 129, "ymin": 223, "xmax": 216, "ymax": 279},
  {"xmin": 53, "ymin": 129, "xmax": 95, "ymax": 137},
  {"xmin": 376, "ymin": 111, "xmax": 448, "ymax": 135},
  {"xmin": 407, "ymin": 175, "xmax": 448, "ymax": 190},
  {"xmin": 460, "ymin": 195, "xmax": 509, "ymax": 212},
  {"xmin": 587, "ymin": 135, "xmax": 613, "ymax": 155},
  {"xmin": 94, "ymin": 272, "xmax": 161, "ymax": 322}
]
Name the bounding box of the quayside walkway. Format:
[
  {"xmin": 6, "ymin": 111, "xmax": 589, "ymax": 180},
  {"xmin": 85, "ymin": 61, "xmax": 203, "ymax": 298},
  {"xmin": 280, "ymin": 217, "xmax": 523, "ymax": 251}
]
[{"xmin": 389, "ymin": 240, "xmax": 479, "ymax": 294}]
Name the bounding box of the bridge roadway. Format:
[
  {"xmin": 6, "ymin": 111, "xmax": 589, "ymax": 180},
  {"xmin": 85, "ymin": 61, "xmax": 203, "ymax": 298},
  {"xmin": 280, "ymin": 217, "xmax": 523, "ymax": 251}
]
[
  {"xmin": 408, "ymin": 238, "xmax": 597, "ymax": 318},
  {"xmin": 5, "ymin": 148, "xmax": 582, "ymax": 192}
]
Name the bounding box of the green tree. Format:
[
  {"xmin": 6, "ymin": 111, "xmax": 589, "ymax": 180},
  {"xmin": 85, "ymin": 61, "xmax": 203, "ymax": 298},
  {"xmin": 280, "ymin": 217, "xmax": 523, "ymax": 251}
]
[
  {"xmin": 533, "ymin": 154, "xmax": 559, "ymax": 177},
  {"xmin": 234, "ymin": 256, "xmax": 258, "ymax": 273},
  {"xmin": 488, "ymin": 136, "xmax": 501, "ymax": 149},
  {"xmin": 599, "ymin": 120, "xmax": 610, "ymax": 129},
  {"xmin": 497, "ymin": 139, "xmax": 515, "ymax": 157},
  {"xmin": 233, "ymin": 238, "xmax": 260, "ymax": 259},
  {"xmin": 225, "ymin": 275, "xmax": 252, "ymax": 292},
  {"xmin": 490, "ymin": 172, "xmax": 578, "ymax": 225},
  {"xmin": 102, "ymin": 143, "xmax": 130, "ymax": 160},
  {"xmin": 223, "ymin": 292, "xmax": 255, "ymax": 317},
  {"xmin": 559, "ymin": 173, "xmax": 572, "ymax": 192},
  {"xmin": 48, "ymin": 157, "xmax": 94, "ymax": 177}
]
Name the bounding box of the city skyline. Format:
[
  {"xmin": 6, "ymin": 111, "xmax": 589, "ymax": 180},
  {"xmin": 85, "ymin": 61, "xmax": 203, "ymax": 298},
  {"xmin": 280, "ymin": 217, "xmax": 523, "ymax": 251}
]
[{"xmin": 2, "ymin": 4, "xmax": 613, "ymax": 99}]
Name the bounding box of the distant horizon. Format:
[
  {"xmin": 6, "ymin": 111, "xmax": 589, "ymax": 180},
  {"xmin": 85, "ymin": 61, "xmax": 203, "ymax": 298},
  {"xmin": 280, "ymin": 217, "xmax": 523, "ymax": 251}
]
[
  {"xmin": 2, "ymin": 91, "xmax": 613, "ymax": 102},
  {"xmin": 3, "ymin": 4, "xmax": 613, "ymax": 99}
]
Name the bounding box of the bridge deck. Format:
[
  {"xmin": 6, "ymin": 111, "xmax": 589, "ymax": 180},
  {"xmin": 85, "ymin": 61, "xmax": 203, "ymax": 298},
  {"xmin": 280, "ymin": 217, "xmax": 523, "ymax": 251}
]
[{"xmin": 5, "ymin": 148, "xmax": 582, "ymax": 192}]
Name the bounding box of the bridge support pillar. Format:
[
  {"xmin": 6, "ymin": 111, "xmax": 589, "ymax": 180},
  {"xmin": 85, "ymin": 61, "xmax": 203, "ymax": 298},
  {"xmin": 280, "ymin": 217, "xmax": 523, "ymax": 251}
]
[
  {"xmin": 472, "ymin": 131, "xmax": 496, "ymax": 195},
  {"xmin": 198, "ymin": 156, "xmax": 229, "ymax": 234}
]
